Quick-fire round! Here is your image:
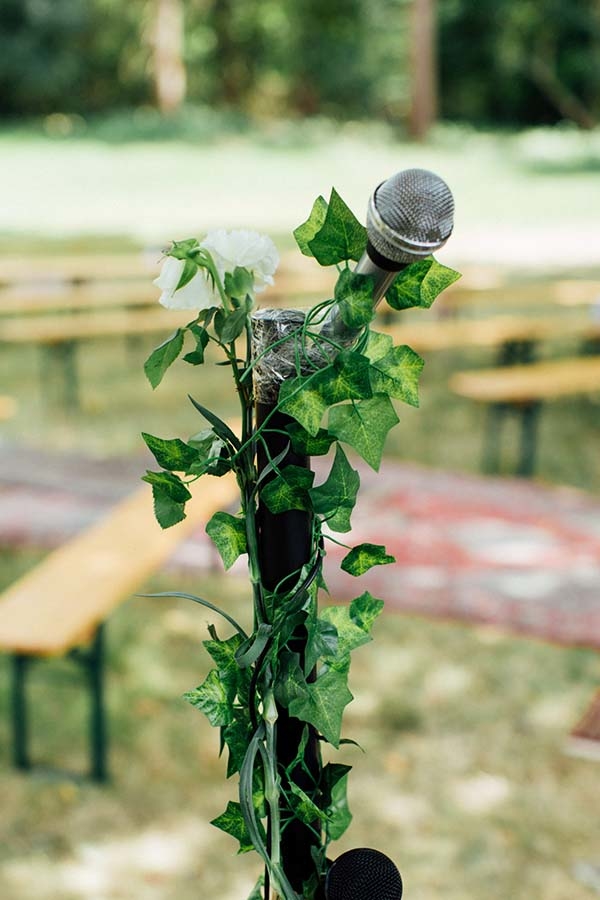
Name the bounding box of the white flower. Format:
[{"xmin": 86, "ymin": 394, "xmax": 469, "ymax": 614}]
[
  {"xmin": 154, "ymin": 256, "xmax": 219, "ymax": 310},
  {"xmin": 201, "ymin": 229, "xmax": 279, "ymax": 293}
]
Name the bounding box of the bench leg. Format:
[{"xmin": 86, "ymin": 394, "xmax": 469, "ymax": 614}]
[
  {"xmin": 87, "ymin": 625, "xmax": 108, "ymax": 783},
  {"xmin": 482, "ymin": 402, "xmax": 507, "ymax": 474},
  {"xmin": 517, "ymin": 402, "xmax": 541, "ymax": 478},
  {"xmin": 11, "ymin": 654, "xmax": 31, "ymax": 770}
]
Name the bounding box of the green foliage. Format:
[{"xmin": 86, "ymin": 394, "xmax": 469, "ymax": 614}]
[{"xmin": 141, "ymin": 190, "xmax": 459, "ymax": 899}]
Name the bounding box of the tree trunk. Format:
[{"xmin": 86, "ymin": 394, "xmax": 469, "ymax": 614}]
[
  {"xmin": 408, "ymin": 0, "xmax": 437, "ymax": 140},
  {"xmin": 153, "ymin": 0, "xmax": 186, "ymax": 115}
]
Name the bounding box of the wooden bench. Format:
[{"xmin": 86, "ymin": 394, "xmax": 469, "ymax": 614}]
[
  {"xmin": 449, "ymin": 356, "xmax": 600, "ymax": 476},
  {"xmin": 438, "ymin": 277, "xmax": 600, "ymax": 315},
  {"xmin": 0, "ymin": 472, "xmax": 237, "ymax": 780}
]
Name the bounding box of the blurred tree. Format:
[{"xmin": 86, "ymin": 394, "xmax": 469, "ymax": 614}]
[
  {"xmin": 438, "ymin": 0, "xmax": 599, "ymax": 127},
  {"xmin": 408, "ymin": 0, "xmax": 437, "ymax": 139},
  {"xmin": 152, "ymin": 0, "xmax": 187, "ymax": 114}
]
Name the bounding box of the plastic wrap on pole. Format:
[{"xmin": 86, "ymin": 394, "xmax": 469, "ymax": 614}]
[{"xmin": 251, "ymin": 308, "xmax": 308, "ymax": 404}]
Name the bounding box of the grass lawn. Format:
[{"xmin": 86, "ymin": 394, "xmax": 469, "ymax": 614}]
[{"xmin": 0, "ymin": 558, "xmax": 598, "ymax": 900}]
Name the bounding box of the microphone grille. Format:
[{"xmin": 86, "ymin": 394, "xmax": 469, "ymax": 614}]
[
  {"xmin": 325, "ymin": 848, "xmax": 403, "ymax": 900},
  {"xmin": 367, "ymin": 168, "xmax": 454, "ymax": 265}
]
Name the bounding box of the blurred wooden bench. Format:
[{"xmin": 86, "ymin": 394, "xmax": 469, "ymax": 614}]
[
  {"xmin": 0, "ymin": 396, "xmax": 17, "ymax": 420},
  {"xmin": 0, "ymin": 473, "xmax": 237, "ymax": 781},
  {"xmin": 449, "ymin": 356, "xmax": 600, "ymax": 475}
]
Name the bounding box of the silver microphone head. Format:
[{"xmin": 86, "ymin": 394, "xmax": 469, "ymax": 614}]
[{"xmin": 367, "ymin": 168, "xmax": 454, "ymax": 265}]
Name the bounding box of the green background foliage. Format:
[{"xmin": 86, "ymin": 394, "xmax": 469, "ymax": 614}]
[{"xmin": 2, "ymin": 0, "xmax": 599, "ymax": 127}]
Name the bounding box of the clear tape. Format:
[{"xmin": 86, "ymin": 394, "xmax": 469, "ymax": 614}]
[{"xmin": 251, "ymin": 308, "xmax": 308, "ymax": 404}]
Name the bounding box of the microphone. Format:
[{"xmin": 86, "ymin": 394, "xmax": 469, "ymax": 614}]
[
  {"xmin": 324, "ymin": 847, "xmax": 403, "ymax": 900},
  {"xmin": 320, "ymin": 168, "xmax": 454, "ymax": 345}
]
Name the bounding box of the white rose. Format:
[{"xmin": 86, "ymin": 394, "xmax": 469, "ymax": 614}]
[
  {"xmin": 201, "ymin": 229, "xmax": 279, "ymax": 293},
  {"xmin": 154, "ymin": 256, "xmax": 219, "ymax": 310}
]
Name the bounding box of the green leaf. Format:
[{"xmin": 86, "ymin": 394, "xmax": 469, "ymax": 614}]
[
  {"xmin": 334, "ymin": 269, "xmax": 376, "ymax": 329},
  {"xmin": 278, "ymin": 374, "xmax": 329, "ymax": 436},
  {"xmin": 305, "ymin": 617, "xmax": 339, "ymax": 673},
  {"xmin": 341, "ymin": 543, "xmax": 395, "ymax": 576},
  {"xmin": 318, "ymin": 351, "xmax": 373, "ymax": 406},
  {"xmin": 328, "ymin": 395, "xmax": 399, "ymax": 470},
  {"xmin": 386, "ymin": 257, "xmax": 461, "ymax": 311},
  {"xmin": 141, "ymin": 469, "xmax": 192, "ymax": 502},
  {"xmin": 142, "ymin": 433, "xmax": 199, "ymax": 472},
  {"xmin": 223, "ymin": 708, "xmax": 253, "ymax": 777},
  {"xmin": 319, "ymin": 607, "xmax": 373, "ymax": 661},
  {"xmin": 293, "ymin": 195, "xmax": 329, "ymax": 257},
  {"xmin": 151, "ymin": 489, "xmax": 186, "ymax": 528},
  {"xmin": 206, "ymin": 511, "xmax": 248, "ymax": 570},
  {"xmin": 288, "ymin": 781, "xmax": 328, "ymax": 825},
  {"xmin": 288, "ymin": 663, "xmax": 353, "ymax": 748},
  {"xmin": 260, "ymin": 464, "xmax": 315, "ymax": 514},
  {"xmin": 184, "ymin": 669, "xmax": 232, "ymax": 727},
  {"xmin": 308, "ymin": 188, "xmax": 367, "ymax": 265},
  {"xmin": 220, "ymin": 307, "xmax": 249, "ymax": 343},
  {"xmin": 144, "ymin": 328, "xmax": 184, "ymax": 389},
  {"xmin": 142, "ymin": 469, "xmax": 191, "ymax": 528},
  {"xmin": 188, "ymin": 395, "xmax": 241, "ymax": 449},
  {"xmin": 309, "ymin": 444, "xmax": 360, "ymax": 533},
  {"xmin": 369, "ymin": 344, "xmax": 425, "ymax": 407},
  {"xmin": 225, "ymin": 266, "xmax": 254, "ymax": 301},
  {"xmin": 176, "ymin": 257, "xmax": 200, "ymax": 291},
  {"xmin": 286, "ymin": 423, "xmax": 336, "ymax": 457},
  {"xmin": 350, "ymin": 591, "xmax": 385, "ymax": 632},
  {"xmin": 247, "ymin": 874, "xmax": 265, "ymax": 900},
  {"xmin": 325, "ymin": 768, "xmax": 353, "ymax": 840},
  {"xmin": 364, "ymin": 329, "xmax": 394, "ymax": 363},
  {"xmin": 187, "ymin": 429, "xmax": 230, "ymax": 477},
  {"xmin": 211, "ymin": 801, "xmax": 254, "ymax": 854},
  {"xmin": 204, "ymin": 632, "xmax": 248, "ymax": 706},
  {"xmin": 183, "ymin": 324, "xmax": 209, "ymax": 366}
]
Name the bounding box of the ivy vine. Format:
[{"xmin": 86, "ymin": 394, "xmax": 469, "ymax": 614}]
[{"xmin": 142, "ymin": 186, "xmax": 460, "ymax": 899}]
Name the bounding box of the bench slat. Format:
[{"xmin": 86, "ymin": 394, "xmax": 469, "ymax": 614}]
[
  {"xmin": 450, "ymin": 356, "xmax": 600, "ymax": 403},
  {"xmin": 0, "ymin": 474, "xmax": 237, "ymax": 657}
]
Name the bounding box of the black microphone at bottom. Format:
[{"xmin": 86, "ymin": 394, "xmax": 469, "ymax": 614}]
[{"xmin": 324, "ymin": 848, "xmax": 403, "ymax": 900}]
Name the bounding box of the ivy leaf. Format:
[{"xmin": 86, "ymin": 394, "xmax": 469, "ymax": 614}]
[
  {"xmin": 184, "ymin": 669, "xmax": 232, "ymax": 727},
  {"xmin": 328, "ymin": 395, "xmax": 399, "ymax": 470},
  {"xmin": 188, "ymin": 395, "xmax": 241, "ymax": 449},
  {"xmin": 293, "ymin": 195, "xmax": 329, "ymax": 257},
  {"xmin": 260, "ymin": 465, "xmax": 315, "ymax": 514},
  {"xmin": 309, "ymin": 444, "xmax": 360, "ymax": 533},
  {"xmin": 308, "ymin": 188, "xmax": 367, "ymax": 265},
  {"xmin": 305, "ymin": 617, "xmax": 339, "ymax": 673},
  {"xmin": 364, "ymin": 330, "xmax": 394, "ymax": 363},
  {"xmin": 369, "ymin": 344, "xmax": 425, "ymax": 407},
  {"xmin": 187, "ymin": 429, "xmax": 230, "ymax": 477},
  {"xmin": 288, "ymin": 781, "xmax": 328, "ymax": 825},
  {"xmin": 142, "ymin": 433, "xmax": 199, "ymax": 472},
  {"xmin": 321, "ymin": 764, "xmax": 353, "ymax": 840},
  {"xmin": 318, "ymin": 351, "xmax": 373, "ymax": 406},
  {"xmin": 386, "ymin": 257, "xmax": 461, "ymax": 311},
  {"xmin": 286, "ymin": 423, "xmax": 336, "ymax": 457},
  {"xmin": 278, "ymin": 374, "xmax": 329, "ymax": 436},
  {"xmin": 319, "ymin": 607, "xmax": 373, "ymax": 661},
  {"xmin": 141, "ymin": 469, "xmax": 191, "ymax": 502},
  {"xmin": 142, "ymin": 470, "xmax": 192, "ymax": 529},
  {"xmin": 144, "ymin": 328, "xmax": 184, "ymax": 389},
  {"xmin": 210, "ymin": 801, "xmax": 254, "ymax": 854},
  {"xmin": 204, "ymin": 632, "xmax": 249, "ymax": 707},
  {"xmin": 288, "ymin": 663, "xmax": 353, "ymax": 748},
  {"xmin": 341, "ymin": 543, "xmax": 395, "ymax": 576},
  {"xmin": 223, "ymin": 708, "xmax": 253, "ymax": 777},
  {"xmin": 350, "ymin": 591, "xmax": 385, "ymax": 632},
  {"xmin": 334, "ymin": 269, "xmax": 376, "ymax": 329},
  {"xmin": 206, "ymin": 511, "xmax": 248, "ymax": 570}
]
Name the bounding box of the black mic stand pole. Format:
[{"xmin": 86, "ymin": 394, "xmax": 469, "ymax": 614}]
[{"xmin": 252, "ymin": 309, "xmax": 323, "ymax": 900}]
